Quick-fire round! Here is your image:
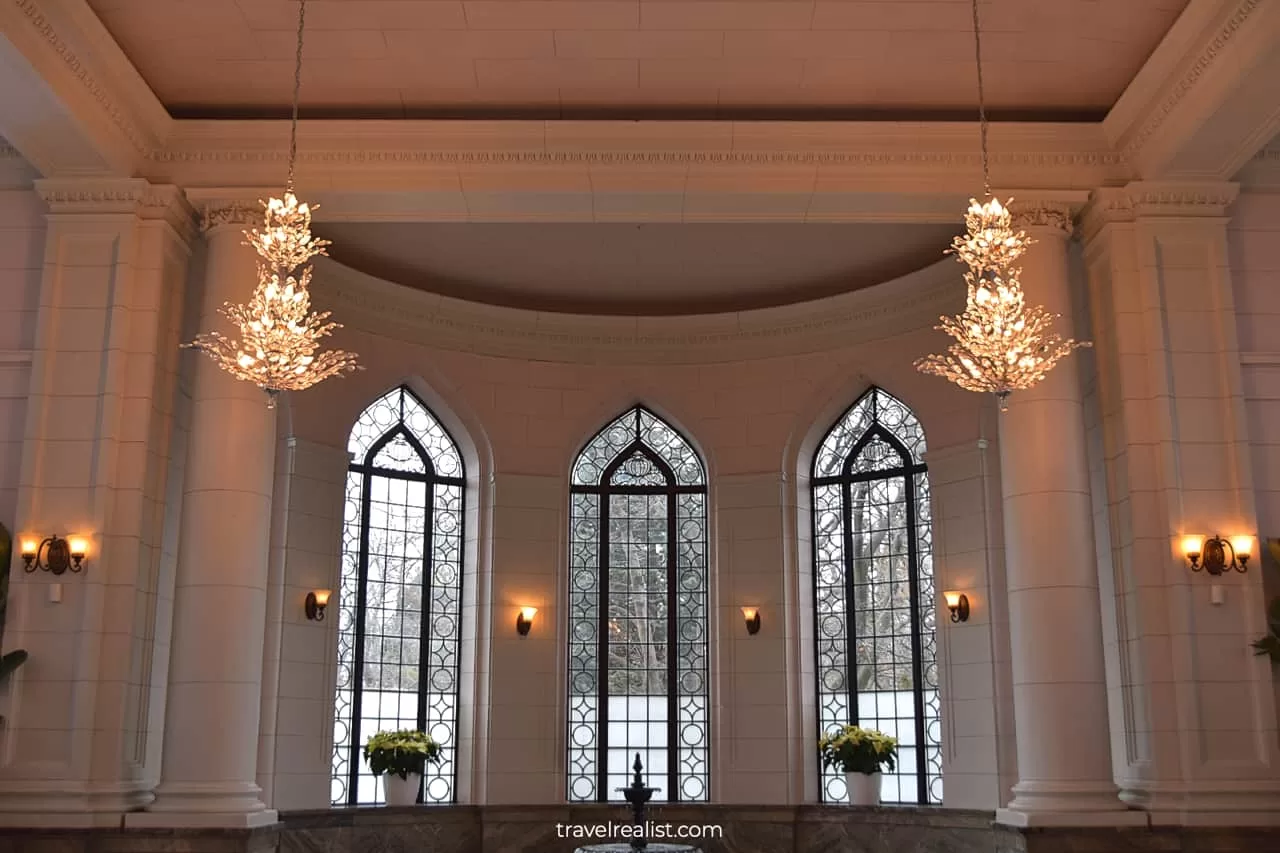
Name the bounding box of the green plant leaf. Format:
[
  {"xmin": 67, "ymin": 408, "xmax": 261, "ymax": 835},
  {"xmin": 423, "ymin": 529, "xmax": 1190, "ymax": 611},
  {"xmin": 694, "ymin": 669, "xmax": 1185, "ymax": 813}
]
[
  {"xmin": 0, "ymin": 649, "xmax": 27, "ymax": 682},
  {"xmin": 1257, "ymin": 598, "xmax": 1280, "ymax": 664}
]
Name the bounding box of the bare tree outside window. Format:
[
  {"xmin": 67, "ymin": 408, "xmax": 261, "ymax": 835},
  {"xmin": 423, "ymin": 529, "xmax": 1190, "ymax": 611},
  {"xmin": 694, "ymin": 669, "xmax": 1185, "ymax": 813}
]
[
  {"xmin": 812, "ymin": 388, "xmax": 942, "ymax": 805},
  {"xmin": 331, "ymin": 386, "xmax": 466, "ymax": 806},
  {"xmin": 566, "ymin": 408, "xmax": 709, "ymax": 803}
]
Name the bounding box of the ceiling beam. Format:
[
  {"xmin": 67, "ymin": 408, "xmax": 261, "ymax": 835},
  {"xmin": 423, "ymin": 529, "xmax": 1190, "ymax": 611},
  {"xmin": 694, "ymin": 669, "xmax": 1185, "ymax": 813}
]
[
  {"xmin": 0, "ymin": 0, "xmax": 170, "ymax": 177},
  {"xmin": 160, "ymin": 120, "xmax": 1131, "ymax": 224},
  {"xmin": 1105, "ymin": 0, "xmax": 1280, "ymax": 180}
]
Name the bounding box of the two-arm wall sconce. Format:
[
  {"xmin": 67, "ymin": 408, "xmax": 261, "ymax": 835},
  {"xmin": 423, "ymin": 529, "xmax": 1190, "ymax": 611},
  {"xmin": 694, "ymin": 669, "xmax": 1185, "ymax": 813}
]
[
  {"xmin": 741, "ymin": 606, "xmax": 761, "ymax": 635},
  {"xmin": 1183, "ymin": 535, "xmax": 1252, "ymax": 576},
  {"xmin": 944, "ymin": 591, "xmax": 970, "ymax": 623},
  {"xmin": 21, "ymin": 535, "xmax": 87, "ymax": 575},
  {"xmin": 305, "ymin": 589, "xmax": 331, "ymax": 621},
  {"xmin": 516, "ymin": 607, "xmax": 537, "ymax": 636}
]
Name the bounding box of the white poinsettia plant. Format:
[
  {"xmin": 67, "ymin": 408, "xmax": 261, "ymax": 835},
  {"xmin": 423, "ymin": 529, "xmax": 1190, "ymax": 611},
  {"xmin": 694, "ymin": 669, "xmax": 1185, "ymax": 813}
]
[
  {"xmin": 363, "ymin": 729, "xmax": 443, "ymax": 780},
  {"xmin": 819, "ymin": 725, "xmax": 899, "ymax": 775}
]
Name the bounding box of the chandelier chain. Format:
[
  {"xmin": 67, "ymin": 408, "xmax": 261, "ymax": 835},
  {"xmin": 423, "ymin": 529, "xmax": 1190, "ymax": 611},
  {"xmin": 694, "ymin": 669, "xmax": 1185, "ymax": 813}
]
[
  {"xmin": 971, "ymin": 0, "xmax": 990, "ymax": 198},
  {"xmin": 287, "ymin": 0, "xmax": 307, "ymax": 192}
]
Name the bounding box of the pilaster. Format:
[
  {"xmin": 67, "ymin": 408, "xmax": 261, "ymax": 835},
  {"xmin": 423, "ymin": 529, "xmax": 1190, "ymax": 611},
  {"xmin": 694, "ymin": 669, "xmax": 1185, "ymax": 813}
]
[
  {"xmin": 0, "ymin": 178, "xmax": 194, "ymax": 824},
  {"xmin": 1080, "ymin": 180, "xmax": 1280, "ymax": 824}
]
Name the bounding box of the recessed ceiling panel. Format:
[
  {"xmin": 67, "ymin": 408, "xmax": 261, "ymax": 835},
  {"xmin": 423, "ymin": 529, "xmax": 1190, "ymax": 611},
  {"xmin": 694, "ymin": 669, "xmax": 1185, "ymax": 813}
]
[{"xmin": 87, "ymin": 0, "xmax": 1188, "ymax": 119}]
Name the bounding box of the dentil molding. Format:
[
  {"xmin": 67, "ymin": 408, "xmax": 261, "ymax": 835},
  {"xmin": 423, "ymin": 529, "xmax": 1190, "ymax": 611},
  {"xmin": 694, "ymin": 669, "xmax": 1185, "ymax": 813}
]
[
  {"xmin": 1114, "ymin": 0, "xmax": 1264, "ymax": 166},
  {"xmin": 10, "ymin": 0, "xmax": 163, "ymax": 157},
  {"xmin": 34, "ymin": 178, "xmax": 198, "ymax": 245},
  {"xmin": 1078, "ymin": 180, "xmax": 1240, "ymax": 243}
]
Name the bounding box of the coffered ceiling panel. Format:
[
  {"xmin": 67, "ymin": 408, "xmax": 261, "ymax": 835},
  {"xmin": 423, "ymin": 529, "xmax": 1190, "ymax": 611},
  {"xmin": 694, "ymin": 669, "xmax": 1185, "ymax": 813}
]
[{"xmin": 85, "ymin": 0, "xmax": 1189, "ymax": 118}]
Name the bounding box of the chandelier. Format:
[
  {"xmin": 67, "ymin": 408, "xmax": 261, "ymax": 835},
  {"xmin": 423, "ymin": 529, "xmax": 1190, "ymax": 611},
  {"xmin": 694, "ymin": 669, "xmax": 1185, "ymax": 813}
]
[
  {"xmin": 185, "ymin": 0, "xmax": 357, "ymax": 406},
  {"xmin": 913, "ymin": 0, "xmax": 1088, "ymax": 412}
]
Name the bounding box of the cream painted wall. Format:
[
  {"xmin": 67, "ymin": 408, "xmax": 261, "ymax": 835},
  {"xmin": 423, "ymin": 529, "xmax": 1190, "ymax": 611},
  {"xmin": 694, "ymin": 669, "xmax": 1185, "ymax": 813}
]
[
  {"xmin": 0, "ymin": 176, "xmax": 41, "ymax": 546},
  {"xmin": 1228, "ymin": 188, "xmax": 1280, "ymax": 736},
  {"xmin": 256, "ymin": 257, "xmax": 1017, "ymax": 811},
  {"xmin": 1231, "ymin": 190, "xmax": 1280, "ymax": 535}
]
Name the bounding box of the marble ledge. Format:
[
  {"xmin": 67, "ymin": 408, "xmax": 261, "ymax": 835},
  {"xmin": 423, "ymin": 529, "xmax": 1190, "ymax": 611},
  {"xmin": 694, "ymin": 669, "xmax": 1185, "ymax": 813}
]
[
  {"xmin": 0, "ymin": 826, "xmax": 279, "ymax": 853},
  {"xmin": 278, "ymin": 804, "xmax": 996, "ymax": 853}
]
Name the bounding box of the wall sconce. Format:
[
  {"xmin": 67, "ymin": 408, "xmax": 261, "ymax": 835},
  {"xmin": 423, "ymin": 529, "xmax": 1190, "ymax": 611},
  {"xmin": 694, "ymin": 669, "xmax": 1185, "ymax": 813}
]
[
  {"xmin": 305, "ymin": 589, "xmax": 331, "ymax": 621},
  {"xmin": 516, "ymin": 607, "xmax": 537, "ymax": 637},
  {"xmin": 21, "ymin": 535, "xmax": 86, "ymax": 575},
  {"xmin": 1183, "ymin": 535, "xmax": 1251, "ymax": 576},
  {"xmin": 741, "ymin": 606, "xmax": 761, "ymax": 635},
  {"xmin": 944, "ymin": 591, "xmax": 970, "ymax": 623}
]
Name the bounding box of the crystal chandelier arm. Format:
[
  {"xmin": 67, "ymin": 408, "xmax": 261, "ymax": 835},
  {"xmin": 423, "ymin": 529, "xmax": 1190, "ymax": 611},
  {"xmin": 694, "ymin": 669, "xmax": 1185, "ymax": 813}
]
[
  {"xmin": 183, "ymin": 0, "xmax": 359, "ymax": 403},
  {"xmin": 913, "ymin": 0, "xmax": 1090, "ymax": 411}
]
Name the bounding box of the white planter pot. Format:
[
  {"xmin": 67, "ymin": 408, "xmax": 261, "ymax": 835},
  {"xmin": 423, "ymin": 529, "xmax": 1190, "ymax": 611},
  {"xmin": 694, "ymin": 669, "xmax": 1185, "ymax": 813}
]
[
  {"xmin": 383, "ymin": 772, "xmax": 421, "ymax": 807},
  {"xmin": 845, "ymin": 771, "xmax": 882, "ymax": 806}
]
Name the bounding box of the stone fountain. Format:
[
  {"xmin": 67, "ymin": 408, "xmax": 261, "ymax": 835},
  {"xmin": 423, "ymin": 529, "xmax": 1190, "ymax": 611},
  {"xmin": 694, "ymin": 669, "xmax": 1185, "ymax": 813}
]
[{"xmin": 573, "ymin": 753, "xmax": 700, "ymax": 853}]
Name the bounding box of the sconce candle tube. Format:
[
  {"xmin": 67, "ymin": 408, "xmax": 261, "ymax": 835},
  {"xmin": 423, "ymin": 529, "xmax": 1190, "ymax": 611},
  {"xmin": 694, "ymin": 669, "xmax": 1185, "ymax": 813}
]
[
  {"xmin": 516, "ymin": 607, "xmax": 537, "ymax": 636},
  {"xmin": 741, "ymin": 606, "xmax": 761, "ymax": 635}
]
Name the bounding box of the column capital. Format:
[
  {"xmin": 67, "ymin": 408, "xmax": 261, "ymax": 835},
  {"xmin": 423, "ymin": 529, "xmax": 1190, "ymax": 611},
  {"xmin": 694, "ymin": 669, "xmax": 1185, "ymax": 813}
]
[
  {"xmin": 1079, "ymin": 180, "xmax": 1240, "ymax": 244},
  {"xmin": 1009, "ymin": 204, "xmax": 1074, "ymax": 237},
  {"xmin": 993, "ymin": 190, "xmax": 1089, "ymax": 238},
  {"xmin": 34, "ymin": 178, "xmax": 197, "ymax": 244},
  {"xmin": 184, "ymin": 188, "xmax": 272, "ymax": 235}
]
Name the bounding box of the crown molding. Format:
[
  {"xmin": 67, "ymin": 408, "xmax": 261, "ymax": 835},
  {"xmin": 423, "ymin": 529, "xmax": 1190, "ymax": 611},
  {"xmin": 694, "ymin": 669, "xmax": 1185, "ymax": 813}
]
[
  {"xmin": 1105, "ymin": 0, "xmax": 1280, "ymax": 179},
  {"xmin": 310, "ymin": 255, "xmax": 962, "ymax": 365},
  {"xmin": 0, "ymin": 0, "xmax": 170, "ymax": 175}
]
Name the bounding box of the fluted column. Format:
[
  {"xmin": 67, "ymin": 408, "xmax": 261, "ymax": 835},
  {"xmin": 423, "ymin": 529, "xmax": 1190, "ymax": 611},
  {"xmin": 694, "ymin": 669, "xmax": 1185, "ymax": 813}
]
[
  {"xmin": 130, "ymin": 199, "xmax": 278, "ymax": 828},
  {"xmin": 994, "ymin": 201, "xmax": 1137, "ymax": 827}
]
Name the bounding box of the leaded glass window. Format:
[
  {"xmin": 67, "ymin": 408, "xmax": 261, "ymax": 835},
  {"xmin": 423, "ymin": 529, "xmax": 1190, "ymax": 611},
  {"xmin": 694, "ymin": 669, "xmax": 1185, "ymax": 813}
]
[
  {"xmin": 330, "ymin": 386, "xmax": 466, "ymax": 805},
  {"xmin": 811, "ymin": 387, "xmax": 942, "ymax": 804},
  {"xmin": 566, "ymin": 407, "xmax": 710, "ymax": 803}
]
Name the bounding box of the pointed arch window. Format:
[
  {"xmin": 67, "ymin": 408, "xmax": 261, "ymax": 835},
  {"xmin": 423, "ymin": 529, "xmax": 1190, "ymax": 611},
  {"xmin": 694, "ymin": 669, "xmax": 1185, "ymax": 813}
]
[
  {"xmin": 566, "ymin": 407, "xmax": 710, "ymax": 803},
  {"xmin": 330, "ymin": 386, "xmax": 466, "ymax": 805},
  {"xmin": 811, "ymin": 387, "xmax": 942, "ymax": 804}
]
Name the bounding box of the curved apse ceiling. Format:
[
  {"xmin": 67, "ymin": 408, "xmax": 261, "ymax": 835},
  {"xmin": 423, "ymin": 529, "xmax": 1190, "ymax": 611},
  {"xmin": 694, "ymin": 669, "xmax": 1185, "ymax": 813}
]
[{"xmin": 314, "ymin": 222, "xmax": 961, "ymax": 315}]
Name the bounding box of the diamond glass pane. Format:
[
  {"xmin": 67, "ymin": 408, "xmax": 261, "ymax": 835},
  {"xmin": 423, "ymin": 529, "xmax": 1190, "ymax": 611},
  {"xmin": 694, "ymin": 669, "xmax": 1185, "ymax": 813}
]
[
  {"xmin": 331, "ymin": 386, "xmax": 466, "ymax": 806},
  {"xmin": 567, "ymin": 407, "xmax": 708, "ymax": 803},
  {"xmin": 812, "ymin": 387, "xmax": 941, "ymax": 805}
]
